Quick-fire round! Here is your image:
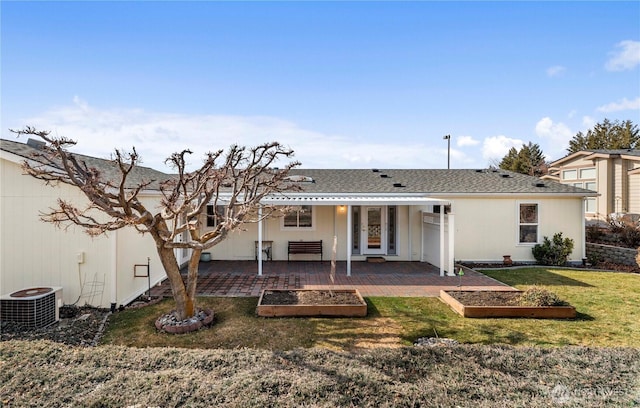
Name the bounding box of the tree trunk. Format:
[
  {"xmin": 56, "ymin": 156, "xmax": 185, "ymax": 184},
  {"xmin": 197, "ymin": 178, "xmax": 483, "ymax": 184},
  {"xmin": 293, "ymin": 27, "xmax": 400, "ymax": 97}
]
[
  {"xmin": 157, "ymin": 245, "xmax": 195, "ymax": 321},
  {"xmin": 186, "ymin": 249, "xmax": 202, "ymax": 305}
]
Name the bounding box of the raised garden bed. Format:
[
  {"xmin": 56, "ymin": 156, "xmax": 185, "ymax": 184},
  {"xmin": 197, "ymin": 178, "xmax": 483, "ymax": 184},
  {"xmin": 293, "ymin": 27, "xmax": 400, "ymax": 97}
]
[
  {"xmin": 440, "ymin": 290, "xmax": 576, "ymax": 319},
  {"xmin": 256, "ymin": 289, "xmax": 367, "ymax": 317}
]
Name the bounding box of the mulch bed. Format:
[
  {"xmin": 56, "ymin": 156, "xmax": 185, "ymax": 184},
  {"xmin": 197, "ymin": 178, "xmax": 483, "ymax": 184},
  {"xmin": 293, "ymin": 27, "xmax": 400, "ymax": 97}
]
[
  {"xmin": 0, "ymin": 306, "xmax": 110, "ymax": 346},
  {"xmin": 260, "ymin": 290, "xmax": 364, "ymax": 305},
  {"xmin": 446, "ymin": 291, "xmax": 523, "ymax": 306}
]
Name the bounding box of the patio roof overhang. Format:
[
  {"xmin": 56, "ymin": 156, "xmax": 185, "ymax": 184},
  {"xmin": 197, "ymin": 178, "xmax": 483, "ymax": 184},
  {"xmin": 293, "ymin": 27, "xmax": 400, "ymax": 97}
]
[{"xmin": 260, "ymin": 194, "xmax": 451, "ymax": 206}]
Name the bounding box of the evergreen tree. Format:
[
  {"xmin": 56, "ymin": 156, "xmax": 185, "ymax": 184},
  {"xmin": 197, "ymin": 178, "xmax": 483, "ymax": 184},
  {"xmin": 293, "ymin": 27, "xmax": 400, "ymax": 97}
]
[
  {"xmin": 499, "ymin": 142, "xmax": 548, "ymax": 176},
  {"xmin": 568, "ymin": 119, "xmax": 639, "ymax": 153}
]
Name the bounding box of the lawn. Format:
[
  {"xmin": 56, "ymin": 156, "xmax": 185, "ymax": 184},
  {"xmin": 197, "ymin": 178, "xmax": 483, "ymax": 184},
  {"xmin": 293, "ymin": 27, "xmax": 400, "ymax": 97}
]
[{"xmin": 102, "ymin": 268, "xmax": 640, "ymax": 350}]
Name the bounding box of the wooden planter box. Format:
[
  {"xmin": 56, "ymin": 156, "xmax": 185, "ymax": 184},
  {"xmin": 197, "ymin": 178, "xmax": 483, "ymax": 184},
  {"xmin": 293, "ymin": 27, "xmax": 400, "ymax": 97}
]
[
  {"xmin": 256, "ymin": 289, "xmax": 367, "ymax": 317},
  {"xmin": 440, "ymin": 290, "xmax": 576, "ymax": 319}
]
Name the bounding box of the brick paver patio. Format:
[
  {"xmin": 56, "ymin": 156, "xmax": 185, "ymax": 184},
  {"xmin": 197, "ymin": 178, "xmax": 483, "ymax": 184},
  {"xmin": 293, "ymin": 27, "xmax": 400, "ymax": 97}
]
[{"xmin": 150, "ymin": 261, "xmax": 514, "ymax": 298}]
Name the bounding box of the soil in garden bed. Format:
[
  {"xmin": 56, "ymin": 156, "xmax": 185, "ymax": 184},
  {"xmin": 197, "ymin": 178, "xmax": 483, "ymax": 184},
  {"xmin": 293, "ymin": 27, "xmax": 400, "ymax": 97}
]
[
  {"xmin": 447, "ymin": 291, "xmax": 523, "ymax": 307},
  {"xmin": 260, "ymin": 290, "xmax": 364, "ymax": 306}
]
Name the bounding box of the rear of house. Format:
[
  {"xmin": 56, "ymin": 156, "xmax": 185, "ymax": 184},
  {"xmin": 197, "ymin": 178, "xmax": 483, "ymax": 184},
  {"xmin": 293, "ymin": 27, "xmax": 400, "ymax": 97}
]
[
  {"xmin": 203, "ymin": 168, "xmax": 594, "ymax": 272},
  {"xmin": 1, "ymin": 138, "xmax": 595, "ymax": 311}
]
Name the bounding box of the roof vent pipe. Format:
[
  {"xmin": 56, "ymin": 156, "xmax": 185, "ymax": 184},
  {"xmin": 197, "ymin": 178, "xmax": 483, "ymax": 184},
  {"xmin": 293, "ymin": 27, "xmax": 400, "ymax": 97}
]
[{"xmin": 27, "ymin": 139, "xmax": 46, "ymax": 150}]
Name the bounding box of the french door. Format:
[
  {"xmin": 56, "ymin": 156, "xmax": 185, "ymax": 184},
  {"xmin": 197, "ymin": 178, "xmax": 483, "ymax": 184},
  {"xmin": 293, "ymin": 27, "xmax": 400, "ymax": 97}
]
[{"xmin": 362, "ymin": 206, "xmax": 386, "ymax": 255}]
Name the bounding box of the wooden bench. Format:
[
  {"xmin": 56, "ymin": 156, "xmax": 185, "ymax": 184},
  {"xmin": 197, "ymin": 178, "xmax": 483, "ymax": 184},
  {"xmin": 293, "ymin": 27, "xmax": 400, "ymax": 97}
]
[{"xmin": 288, "ymin": 240, "xmax": 323, "ymax": 261}]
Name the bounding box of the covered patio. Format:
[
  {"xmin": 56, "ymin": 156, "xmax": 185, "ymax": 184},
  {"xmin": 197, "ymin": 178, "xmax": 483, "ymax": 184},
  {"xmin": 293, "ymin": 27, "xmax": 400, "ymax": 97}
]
[{"xmin": 150, "ymin": 261, "xmax": 514, "ymax": 298}]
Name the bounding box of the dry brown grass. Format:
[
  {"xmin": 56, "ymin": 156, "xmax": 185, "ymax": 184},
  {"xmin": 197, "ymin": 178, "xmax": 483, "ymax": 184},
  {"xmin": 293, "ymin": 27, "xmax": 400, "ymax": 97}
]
[{"xmin": 2, "ymin": 340, "xmax": 639, "ymax": 407}]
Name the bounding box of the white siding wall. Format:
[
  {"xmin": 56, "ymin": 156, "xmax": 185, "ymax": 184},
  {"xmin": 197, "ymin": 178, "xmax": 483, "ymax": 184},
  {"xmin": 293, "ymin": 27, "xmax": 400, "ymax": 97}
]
[
  {"xmin": 1, "ymin": 157, "xmax": 165, "ymax": 308},
  {"xmin": 451, "ymin": 196, "xmax": 584, "ymax": 263},
  {"xmin": 202, "ymin": 205, "xmax": 417, "ymax": 261}
]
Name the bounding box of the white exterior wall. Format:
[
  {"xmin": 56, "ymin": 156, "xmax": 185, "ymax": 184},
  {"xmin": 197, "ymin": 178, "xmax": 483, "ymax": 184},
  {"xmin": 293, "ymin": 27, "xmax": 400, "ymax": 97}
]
[
  {"xmin": 451, "ymin": 196, "xmax": 585, "ymax": 263},
  {"xmin": 1, "ymin": 156, "xmax": 165, "ymax": 308},
  {"xmin": 202, "ymin": 205, "xmax": 417, "ymax": 261}
]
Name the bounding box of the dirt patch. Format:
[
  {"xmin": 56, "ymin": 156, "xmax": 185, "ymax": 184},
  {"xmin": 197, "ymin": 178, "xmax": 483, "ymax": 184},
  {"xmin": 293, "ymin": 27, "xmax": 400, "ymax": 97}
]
[
  {"xmin": 447, "ymin": 291, "xmax": 523, "ymax": 306},
  {"xmin": 260, "ymin": 290, "xmax": 364, "ymax": 305}
]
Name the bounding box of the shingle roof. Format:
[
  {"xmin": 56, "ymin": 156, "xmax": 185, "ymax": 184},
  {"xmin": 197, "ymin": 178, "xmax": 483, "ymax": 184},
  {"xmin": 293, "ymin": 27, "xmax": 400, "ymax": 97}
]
[
  {"xmin": 1, "ymin": 138, "xmax": 171, "ymax": 190},
  {"xmin": 284, "ymin": 168, "xmax": 594, "ymax": 196},
  {"xmin": 2, "ymin": 138, "xmax": 593, "ymax": 197}
]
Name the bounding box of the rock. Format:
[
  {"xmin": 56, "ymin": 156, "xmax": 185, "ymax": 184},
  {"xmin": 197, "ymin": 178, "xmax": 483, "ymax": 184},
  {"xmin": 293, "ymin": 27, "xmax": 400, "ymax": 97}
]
[{"xmin": 414, "ymin": 337, "xmax": 459, "ymax": 347}]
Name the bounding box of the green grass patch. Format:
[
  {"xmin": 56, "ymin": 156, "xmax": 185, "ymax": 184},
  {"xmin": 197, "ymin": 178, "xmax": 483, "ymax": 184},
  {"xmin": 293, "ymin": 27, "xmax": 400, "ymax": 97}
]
[{"xmin": 102, "ymin": 268, "xmax": 640, "ymax": 350}]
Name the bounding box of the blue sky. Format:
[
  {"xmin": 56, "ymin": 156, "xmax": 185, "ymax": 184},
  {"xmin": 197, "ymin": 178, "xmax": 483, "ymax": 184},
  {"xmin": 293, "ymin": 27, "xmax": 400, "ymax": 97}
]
[{"xmin": 2, "ymin": 1, "xmax": 639, "ymax": 172}]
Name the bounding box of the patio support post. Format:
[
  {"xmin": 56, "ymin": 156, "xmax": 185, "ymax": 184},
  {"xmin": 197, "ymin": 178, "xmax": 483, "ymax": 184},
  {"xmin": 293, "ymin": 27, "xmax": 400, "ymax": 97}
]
[
  {"xmin": 347, "ymin": 204, "xmax": 352, "ymax": 276},
  {"xmin": 439, "ymin": 209, "xmax": 445, "ymax": 277},
  {"xmin": 420, "ymin": 210, "xmax": 424, "ymax": 262},
  {"xmin": 447, "ymin": 213, "xmax": 455, "ymax": 276},
  {"xmin": 257, "ymin": 206, "xmax": 263, "ymax": 276}
]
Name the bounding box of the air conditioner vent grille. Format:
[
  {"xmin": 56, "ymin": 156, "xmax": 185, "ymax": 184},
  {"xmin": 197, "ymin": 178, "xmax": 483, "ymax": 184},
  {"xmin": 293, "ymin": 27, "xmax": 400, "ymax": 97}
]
[{"xmin": 1, "ymin": 287, "xmax": 62, "ymax": 328}]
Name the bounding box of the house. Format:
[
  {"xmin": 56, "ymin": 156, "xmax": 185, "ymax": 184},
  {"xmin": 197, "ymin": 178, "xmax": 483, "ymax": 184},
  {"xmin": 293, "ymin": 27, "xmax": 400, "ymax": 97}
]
[
  {"xmin": 1, "ymin": 138, "xmax": 170, "ymax": 312},
  {"xmin": 1, "ymin": 138, "xmax": 595, "ymax": 310},
  {"xmin": 545, "ymin": 149, "xmax": 640, "ymax": 221}
]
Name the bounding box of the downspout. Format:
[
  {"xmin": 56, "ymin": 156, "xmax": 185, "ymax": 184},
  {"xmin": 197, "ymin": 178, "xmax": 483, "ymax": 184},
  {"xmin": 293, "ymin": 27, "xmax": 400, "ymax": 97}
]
[
  {"xmin": 582, "ymin": 198, "xmax": 586, "ymax": 261},
  {"xmin": 110, "ymin": 230, "xmax": 118, "ymax": 312}
]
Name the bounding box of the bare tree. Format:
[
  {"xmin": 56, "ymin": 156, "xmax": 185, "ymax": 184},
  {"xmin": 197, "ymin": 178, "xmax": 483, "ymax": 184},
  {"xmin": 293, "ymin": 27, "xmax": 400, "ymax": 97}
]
[{"xmin": 11, "ymin": 127, "xmax": 301, "ymax": 320}]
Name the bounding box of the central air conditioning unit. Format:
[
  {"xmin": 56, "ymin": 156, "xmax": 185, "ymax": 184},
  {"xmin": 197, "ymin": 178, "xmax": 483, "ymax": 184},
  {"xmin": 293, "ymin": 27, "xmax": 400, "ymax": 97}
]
[{"xmin": 0, "ymin": 287, "xmax": 63, "ymax": 328}]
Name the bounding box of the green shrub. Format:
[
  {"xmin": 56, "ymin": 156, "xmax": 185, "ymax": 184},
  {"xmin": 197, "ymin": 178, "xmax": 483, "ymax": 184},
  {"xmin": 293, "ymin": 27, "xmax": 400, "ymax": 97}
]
[
  {"xmin": 518, "ymin": 287, "xmax": 568, "ymax": 307},
  {"xmin": 532, "ymin": 232, "xmax": 574, "ymax": 266}
]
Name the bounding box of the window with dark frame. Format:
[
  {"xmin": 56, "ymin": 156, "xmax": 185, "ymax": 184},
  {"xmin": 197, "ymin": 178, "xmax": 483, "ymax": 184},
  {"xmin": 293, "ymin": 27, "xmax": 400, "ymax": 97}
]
[
  {"xmin": 283, "ymin": 205, "xmax": 313, "ymax": 228},
  {"xmin": 519, "ymin": 203, "xmax": 538, "ymax": 244},
  {"xmin": 206, "ymin": 205, "xmax": 225, "ymax": 227}
]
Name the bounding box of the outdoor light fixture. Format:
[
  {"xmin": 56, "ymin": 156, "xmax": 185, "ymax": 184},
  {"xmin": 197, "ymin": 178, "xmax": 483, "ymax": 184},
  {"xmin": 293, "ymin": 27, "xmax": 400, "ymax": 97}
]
[
  {"xmin": 443, "ymin": 134, "xmax": 451, "ymax": 169},
  {"xmin": 337, "ymin": 205, "xmax": 347, "ymax": 214}
]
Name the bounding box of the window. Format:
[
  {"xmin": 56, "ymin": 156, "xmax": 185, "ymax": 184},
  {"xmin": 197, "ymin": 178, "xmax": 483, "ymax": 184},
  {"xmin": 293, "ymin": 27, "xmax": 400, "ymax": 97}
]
[
  {"xmin": 580, "ymin": 168, "xmax": 596, "ymax": 179},
  {"xmin": 562, "ymin": 169, "xmax": 577, "ymax": 180},
  {"xmin": 206, "ymin": 205, "xmax": 225, "ymax": 227},
  {"xmin": 387, "ymin": 206, "xmax": 397, "ymax": 255},
  {"xmin": 519, "ymin": 203, "xmax": 538, "ymax": 244},
  {"xmin": 583, "ymin": 181, "xmax": 597, "ymax": 213},
  {"xmin": 283, "ymin": 205, "xmax": 313, "ymax": 229},
  {"xmin": 352, "ymin": 206, "xmax": 360, "ymax": 254}
]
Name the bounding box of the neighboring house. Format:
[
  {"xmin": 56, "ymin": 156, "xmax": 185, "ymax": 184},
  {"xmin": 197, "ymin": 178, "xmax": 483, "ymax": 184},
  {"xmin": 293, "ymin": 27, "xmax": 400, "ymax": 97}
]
[
  {"xmin": 1, "ymin": 138, "xmax": 595, "ymax": 309},
  {"xmin": 545, "ymin": 149, "xmax": 640, "ymax": 221}
]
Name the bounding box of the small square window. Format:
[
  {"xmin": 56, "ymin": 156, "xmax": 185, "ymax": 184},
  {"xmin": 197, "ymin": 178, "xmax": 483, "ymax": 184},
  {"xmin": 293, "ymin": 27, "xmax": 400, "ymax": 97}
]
[
  {"xmin": 206, "ymin": 205, "xmax": 224, "ymax": 227},
  {"xmin": 580, "ymin": 168, "xmax": 596, "ymax": 179},
  {"xmin": 562, "ymin": 169, "xmax": 577, "ymax": 180}
]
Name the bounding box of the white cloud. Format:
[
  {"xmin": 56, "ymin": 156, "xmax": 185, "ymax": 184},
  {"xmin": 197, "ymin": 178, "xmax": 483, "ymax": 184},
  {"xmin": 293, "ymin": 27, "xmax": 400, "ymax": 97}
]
[
  {"xmin": 596, "ymin": 97, "xmax": 640, "ymax": 112},
  {"xmin": 456, "ymin": 135, "xmax": 480, "ymax": 147},
  {"xmin": 546, "ymin": 65, "xmax": 566, "ymax": 77},
  {"xmin": 582, "ymin": 116, "xmax": 596, "ymax": 129},
  {"xmin": 605, "ymin": 40, "xmax": 640, "ymax": 71},
  {"xmin": 535, "ymin": 117, "xmax": 574, "ymax": 158},
  {"xmin": 14, "ymin": 98, "xmax": 456, "ymax": 172},
  {"xmin": 482, "ymin": 135, "xmax": 524, "ymax": 162}
]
